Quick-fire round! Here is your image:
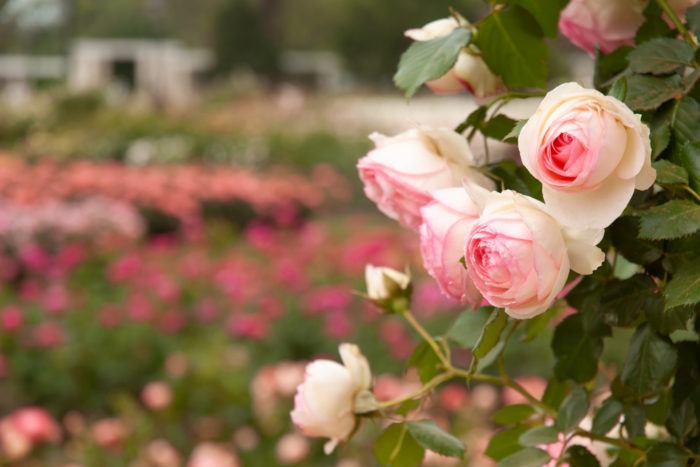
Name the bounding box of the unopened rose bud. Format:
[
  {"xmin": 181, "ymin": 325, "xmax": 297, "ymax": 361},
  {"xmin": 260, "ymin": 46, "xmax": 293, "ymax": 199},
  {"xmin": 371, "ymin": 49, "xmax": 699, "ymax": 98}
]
[{"xmin": 365, "ymin": 265, "xmax": 412, "ymax": 313}]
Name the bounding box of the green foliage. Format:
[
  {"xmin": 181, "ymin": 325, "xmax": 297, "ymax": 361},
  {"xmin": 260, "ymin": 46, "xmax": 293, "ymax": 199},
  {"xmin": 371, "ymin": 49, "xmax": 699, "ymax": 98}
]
[
  {"xmin": 556, "ymin": 386, "xmax": 589, "ymax": 433},
  {"xmin": 446, "ymin": 308, "xmax": 491, "ymax": 348},
  {"xmin": 475, "ymin": 6, "xmax": 547, "ymax": 89},
  {"xmin": 405, "ymin": 420, "xmax": 465, "ymax": 459},
  {"xmin": 374, "ymin": 423, "xmax": 425, "ymax": 467},
  {"xmin": 408, "ymin": 341, "xmax": 442, "ymax": 384},
  {"xmin": 621, "ymin": 324, "xmax": 678, "ymax": 398},
  {"xmin": 552, "ymin": 314, "xmax": 603, "ymax": 383},
  {"xmin": 518, "ymin": 426, "xmax": 559, "ymax": 446},
  {"xmin": 493, "ymin": 404, "xmax": 536, "ymax": 424},
  {"xmin": 498, "ymin": 447, "xmax": 551, "ymax": 467},
  {"xmin": 394, "ymin": 28, "xmax": 472, "ymax": 98},
  {"xmin": 638, "ymin": 200, "xmax": 700, "ymax": 240}
]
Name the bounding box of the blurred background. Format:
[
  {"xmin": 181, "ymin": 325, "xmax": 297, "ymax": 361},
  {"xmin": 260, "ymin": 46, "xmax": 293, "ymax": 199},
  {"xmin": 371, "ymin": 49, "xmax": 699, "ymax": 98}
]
[{"xmin": 0, "ymin": 0, "xmax": 588, "ymax": 465}]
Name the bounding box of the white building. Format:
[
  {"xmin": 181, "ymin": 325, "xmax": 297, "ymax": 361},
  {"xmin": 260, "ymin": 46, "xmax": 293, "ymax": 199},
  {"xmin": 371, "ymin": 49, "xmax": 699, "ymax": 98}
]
[{"xmin": 68, "ymin": 39, "xmax": 213, "ymax": 109}]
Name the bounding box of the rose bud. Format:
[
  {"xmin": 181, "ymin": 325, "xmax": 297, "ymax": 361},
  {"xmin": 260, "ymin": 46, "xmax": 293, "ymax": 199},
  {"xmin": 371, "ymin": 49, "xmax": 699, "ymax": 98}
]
[{"xmin": 364, "ymin": 265, "xmax": 411, "ymax": 313}]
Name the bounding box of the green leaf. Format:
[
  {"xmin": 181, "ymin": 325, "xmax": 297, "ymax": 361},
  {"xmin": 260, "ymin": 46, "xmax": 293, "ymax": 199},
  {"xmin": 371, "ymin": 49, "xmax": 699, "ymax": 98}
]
[
  {"xmin": 599, "ymin": 275, "xmax": 662, "ymax": 327},
  {"xmin": 475, "ymin": 6, "xmax": 547, "ymax": 89},
  {"xmin": 608, "ymin": 76, "xmax": 627, "ymax": 101},
  {"xmin": 686, "ymin": 3, "xmax": 700, "ymax": 38},
  {"xmin": 524, "ymin": 304, "xmax": 560, "ymax": 342},
  {"xmin": 646, "ymin": 442, "xmax": 689, "ymax": 467},
  {"xmin": 627, "ymin": 38, "xmax": 693, "ymax": 74},
  {"xmin": 635, "ymin": 1, "xmax": 672, "ymax": 44},
  {"xmin": 542, "ymin": 376, "xmax": 569, "ymax": 411},
  {"xmin": 565, "ymin": 445, "xmax": 602, "ymax": 467},
  {"xmin": 665, "ymin": 259, "xmax": 700, "ymax": 309},
  {"xmin": 488, "ymin": 160, "xmax": 543, "ymax": 200},
  {"xmin": 518, "ymin": 426, "xmax": 559, "ymax": 447},
  {"xmin": 455, "ymin": 106, "xmax": 488, "ymax": 133},
  {"xmin": 666, "ymin": 397, "xmax": 699, "ymax": 441},
  {"xmin": 609, "ymin": 217, "xmax": 664, "ymax": 265},
  {"xmin": 677, "ymin": 141, "xmax": 700, "ymax": 193},
  {"xmin": 624, "ymin": 74, "xmax": 683, "ymax": 111},
  {"xmin": 647, "ymin": 304, "xmax": 694, "ymax": 335},
  {"xmin": 486, "ymin": 425, "xmax": 529, "ymax": 461},
  {"xmin": 473, "ymin": 309, "xmax": 508, "ymax": 359},
  {"xmin": 552, "ymin": 314, "xmax": 603, "ymax": 383},
  {"xmin": 503, "ymin": 119, "xmax": 527, "ymax": 141},
  {"xmin": 623, "ymin": 404, "xmax": 647, "ymax": 438},
  {"xmin": 556, "ymin": 386, "xmax": 589, "ymax": 433},
  {"xmin": 498, "ymin": 447, "xmax": 551, "ymax": 467},
  {"xmin": 650, "ymin": 109, "xmax": 672, "ymax": 159},
  {"xmin": 591, "ymin": 398, "xmax": 624, "ymax": 435},
  {"xmin": 594, "ymin": 47, "xmax": 632, "ymax": 89},
  {"xmin": 406, "ymin": 420, "xmax": 465, "ymax": 459},
  {"xmin": 394, "ymin": 28, "xmax": 472, "ymax": 98},
  {"xmin": 374, "ymin": 423, "xmax": 425, "ymax": 467},
  {"xmin": 638, "ymin": 200, "xmax": 700, "ymax": 240},
  {"xmin": 652, "ymin": 160, "xmax": 689, "ymax": 185},
  {"xmin": 482, "ymin": 114, "xmax": 518, "ymax": 141},
  {"xmin": 447, "ymin": 308, "xmax": 491, "ymax": 348},
  {"xmin": 493, "ymin": 404, "xmax": 536, "ymax": 424},
  {"xmin": 670, "ymin": 96, "xmax": 700, "ymax": 144},
  {"xmin": 508, "ymin": 0, "xmax": 567, "ymax": 37},
  {"xmin": 408, "ymin": 341, "xmax": 442, "ymax": 384},
  {"xmin": 621, "ymin": 324, "xmax": 678, "ymax": 397}
]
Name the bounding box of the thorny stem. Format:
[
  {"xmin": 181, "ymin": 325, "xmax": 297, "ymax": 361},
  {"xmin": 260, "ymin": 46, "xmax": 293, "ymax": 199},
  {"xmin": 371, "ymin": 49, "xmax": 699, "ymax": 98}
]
[{"xmin": 656, "ymin": 0, "xmax": 699, "ymax": 48}]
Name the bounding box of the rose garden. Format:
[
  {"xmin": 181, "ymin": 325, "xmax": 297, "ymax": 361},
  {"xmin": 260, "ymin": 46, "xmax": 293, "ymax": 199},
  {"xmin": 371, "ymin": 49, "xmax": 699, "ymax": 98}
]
[{"xmin": 1, "ymin": 0, "xmax": 700, "ymax": 465}]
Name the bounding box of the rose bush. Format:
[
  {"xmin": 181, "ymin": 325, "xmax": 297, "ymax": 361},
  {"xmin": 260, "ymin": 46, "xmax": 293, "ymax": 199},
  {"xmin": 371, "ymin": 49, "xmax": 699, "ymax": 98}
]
[
  {"xmin": 518, "ymin": 82, "xmax": 655, "ymax": 229},
  {"xmin": 310, "ymin": 0, "xmax": 700, "ymax": 463}
]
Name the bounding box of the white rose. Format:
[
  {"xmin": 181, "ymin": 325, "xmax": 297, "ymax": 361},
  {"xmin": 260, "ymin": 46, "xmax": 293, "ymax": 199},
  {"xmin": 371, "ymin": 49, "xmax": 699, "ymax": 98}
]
[{"xmin": 290, "ymin": 344, "xmax": 374, "ymax": 454}]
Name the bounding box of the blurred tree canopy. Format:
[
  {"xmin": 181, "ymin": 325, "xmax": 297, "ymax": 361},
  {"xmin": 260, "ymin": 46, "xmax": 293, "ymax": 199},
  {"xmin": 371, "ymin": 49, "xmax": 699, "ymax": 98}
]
[{"xmin": 0, "ymin": 0, "xmax": 479, "ymax": 83}]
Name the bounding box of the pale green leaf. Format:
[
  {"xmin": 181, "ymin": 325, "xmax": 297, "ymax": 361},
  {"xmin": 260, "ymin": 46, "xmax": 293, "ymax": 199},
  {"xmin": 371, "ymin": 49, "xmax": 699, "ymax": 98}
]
[
  {"xmin": 394, "ymin": 28, "xmax": 471, "ymax": 98},
  {"xmin": 406, "ymin": 420, "xmax": 465, "ymax": 459}
]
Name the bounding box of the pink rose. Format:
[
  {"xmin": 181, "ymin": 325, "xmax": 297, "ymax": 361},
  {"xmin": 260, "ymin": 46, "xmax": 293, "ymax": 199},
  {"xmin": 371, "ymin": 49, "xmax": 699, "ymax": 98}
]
[
  {"xmin": 419, "ymin": 188, "xmax": 482, "ymax": 307},
  {"xmin": 291, "ymin": 343, "xmax": 375, "ymax": 454},
  {"xmin": 463, "ymin": 186, "xmax": 605, "ymax": 319},
  {"xmin": 558, "ymin": 0, "xmax": 645, "ymax": 55},
  {"xmin": 404, "ymin": 18, "xmax": 502, "ymax": 98},
  {"xmin": 559, "ymin": 0, "xmax": 698, "ymax": 55},
  {"xmin": 518, "ymin": 82, "xmax": 654, "ymax": 229},
  {"xmin": 358, "ymin": 128, "xmax": 495, "ymax": 228}
]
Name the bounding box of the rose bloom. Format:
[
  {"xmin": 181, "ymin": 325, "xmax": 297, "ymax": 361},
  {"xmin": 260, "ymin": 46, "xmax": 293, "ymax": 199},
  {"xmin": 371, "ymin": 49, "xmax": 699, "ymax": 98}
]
[
  {"xmin": 291, "ymin": 343, "xmax": 373, "ymax": 454},
  {"xmin": 463, "ymin": 187, "xmax": 604, "ymax": 319},
  {"xmin": 419, "ymin": 187, "xmax": 482, "ymax": 308},
  {"xmin": 358, "ymin": 127, "xmax": 494, "ymax": 229},
  {"xmin": 518, "ymin": 82, "xmax": 654, "ymax": 229},
  {"xmin": 559, "ymin": 0, "xmax": 698, "ymax": 55},
  {"xmin": 404, "ymin": 18, "xmax": 502, "ymax": 98}
]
